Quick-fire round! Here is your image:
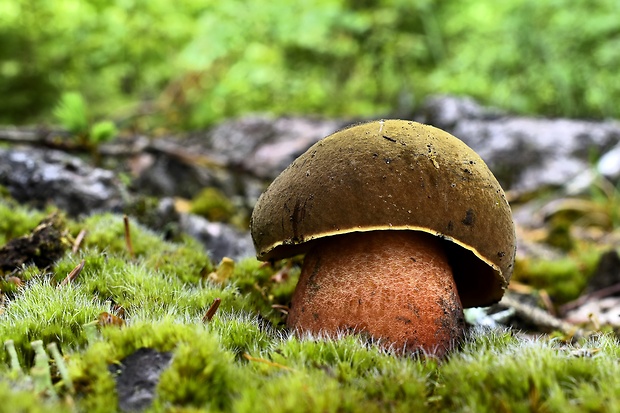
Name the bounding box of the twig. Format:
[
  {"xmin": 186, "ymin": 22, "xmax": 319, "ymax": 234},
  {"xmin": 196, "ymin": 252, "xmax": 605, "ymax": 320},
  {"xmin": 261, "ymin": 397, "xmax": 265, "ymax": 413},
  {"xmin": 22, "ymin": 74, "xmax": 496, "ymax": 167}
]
[
  {"xmin": 72, "ymin": 228, "xmax": 87, "ymax": 254},
  {"xmin": 501, "ymin": 292, "xmax": 582, "ymax": 338},
  {"xmin": 202, "ymin": 298, "xmax": 222, "ymax": 322},
  {"xmin": 559, "ymin": 281, "xmax": 620, "ymax": 314},
  {"xmin": 271, "ymin": 304, "xmax": 289, "ymax": 315},
  {"xmin": 0, "ymin": 127, "xmax": 70, "ymax": 144},
  {"xmin": 123, "ymin": 215, "xmax": 135, "ymax": 259},
  {"xmin": 242, "ymin": 353, "xmax": 293, "ymax": 371},
  {"xmin": 60, "ymin": 259, "xmax": 85, "ymax": 287}
]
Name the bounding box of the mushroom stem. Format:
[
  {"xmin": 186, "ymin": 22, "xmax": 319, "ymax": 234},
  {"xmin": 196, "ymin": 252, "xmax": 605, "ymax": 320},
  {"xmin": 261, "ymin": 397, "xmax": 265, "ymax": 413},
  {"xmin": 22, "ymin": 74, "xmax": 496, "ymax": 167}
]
[{"xmin": 287, "ymin": 230, "xmax": 465, "ymax": 357}]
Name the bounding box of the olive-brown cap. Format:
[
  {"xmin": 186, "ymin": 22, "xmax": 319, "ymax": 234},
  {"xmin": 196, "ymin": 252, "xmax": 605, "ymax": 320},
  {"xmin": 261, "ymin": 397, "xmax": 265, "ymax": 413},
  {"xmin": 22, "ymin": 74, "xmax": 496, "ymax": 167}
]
[{"xmin": 250, "ymin": 120, "xmax": 516, "ymax": 307}]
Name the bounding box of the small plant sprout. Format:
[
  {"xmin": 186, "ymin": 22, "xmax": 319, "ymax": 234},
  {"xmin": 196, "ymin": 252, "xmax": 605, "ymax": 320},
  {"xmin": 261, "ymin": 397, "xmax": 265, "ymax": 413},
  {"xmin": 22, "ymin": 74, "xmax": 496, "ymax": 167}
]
[
  {"xmin": 4, "ymin": 339, "xmax": 23, "ymax": 378},
  {"xmin": 47, "ymin": 342, "xmax": 75, "ymax": 394},
  {"xmin": 53, "ymin": 92, "xmax": 89, "ymax": 137},
  {"xmin": 89, "ymin": 120, "xmax": 118, "ymax": 144},
  {"xmin": 30, "ymin": 340, "xmax": 55, "ymax": 398},
  {"xmin": 53, "ymin": 91, "xmax": 118, "ymax": 151}
]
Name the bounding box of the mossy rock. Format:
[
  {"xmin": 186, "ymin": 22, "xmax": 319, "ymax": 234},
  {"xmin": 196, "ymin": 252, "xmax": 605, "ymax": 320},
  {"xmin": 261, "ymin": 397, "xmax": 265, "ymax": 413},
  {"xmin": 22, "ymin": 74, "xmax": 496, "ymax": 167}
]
[{"xmin": 190, "ymin": 187, "xmax": 236, "ymax": 223}]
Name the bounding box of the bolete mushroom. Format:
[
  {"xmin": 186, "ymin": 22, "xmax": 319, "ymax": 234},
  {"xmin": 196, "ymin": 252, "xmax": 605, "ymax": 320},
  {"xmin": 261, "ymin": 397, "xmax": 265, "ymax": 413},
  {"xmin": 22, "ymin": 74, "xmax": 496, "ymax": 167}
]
[{"xmin": 250, "ymin": 120, "xmax": 516, "ymax": 356}]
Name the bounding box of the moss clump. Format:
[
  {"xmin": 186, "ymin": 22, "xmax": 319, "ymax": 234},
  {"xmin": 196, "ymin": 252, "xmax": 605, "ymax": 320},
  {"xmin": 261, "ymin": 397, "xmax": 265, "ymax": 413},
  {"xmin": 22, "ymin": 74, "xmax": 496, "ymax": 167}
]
[
  {"xmin": 211, "ymin": 311, "xmax": 280, "ymax": 356},
  {"xmin": 0, "ymin": 200, "xmax": 47, "ymax": 247},
  {"xmin": 232, "ymin": 369, "xmax": 368, "ymax": 413},
  {"xmin": 4, "ymin": 200, "xmax": 620, "ymax": 412},
  {"xmin": 227, "ymin": 258, "xmax": 299, "ymax": 325},
  {"xmin": 155, "ymin": 329, "xmax": 239, "ymax": 410},
  {"xmin": 436, "ymin": 330, "xmax": 620, "ymax": 412},
  {"xmin": 72, "ymin": 213, "xmax": 171, "ymax": 259},
  {"xmin": 0, "ymin": 278, "xmax": 106, "ymax": 367},
  {"xmin": 67, "ymin": 213, "xmax": 214, "ymax": 284},
  {"xmin": 143, "ymin": 236, "xmax": 213, "ymax": 284},
  {"xmin": 512, "ymin": 247, "xmax": 600, "ymax": 304},
  {"xmin": 190, "ymin": 187, "xmax": 236, "ymax": 223},
  {"xmin": 0, "ymin": 379, "xmax": 70, "ymax": 413}
]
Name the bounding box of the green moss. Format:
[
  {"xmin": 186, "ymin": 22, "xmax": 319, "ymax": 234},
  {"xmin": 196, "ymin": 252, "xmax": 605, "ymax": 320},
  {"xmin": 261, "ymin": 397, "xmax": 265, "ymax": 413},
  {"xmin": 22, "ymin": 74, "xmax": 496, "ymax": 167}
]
[
  {"xmin": 68, "ymin": 340, "xmax": 118, "ymax": 413},
  {"xmin": 143, "ymin": 236, "xmax": 213, "ymax": 284},
  {"xmin": 268, "ymin": 335, "xmax": 433, "ymax": 411},
  {"xmin": 155, "ymin": 328, "xmax": 239, "ymax": 411},
  {"xmin": 0, "ymin": 200, "xmax": 47, "ymax": 246},
  {"xmin": 435, "ymin": 330, "xmax": 620, "ymax": 412},
  {"xmin": 513, "ymin": 248, "xmax": 600, "ymax": 303},
  {"xmin": 227, "ymin": 258, "xmax": 298, "ymax": 325},
  {"xmin": 4, "ymin": 200, "xmax": 620, "ymax": 412},
  {"xmin": 190, "ymin": 188, "xmax": 236, "ymax": 223},
  {"xmin": 233, "ymin": 369, "xmax": 368, "ymax": 413},
  {"xmin": 74, "ymin": 213, "xmax": 168, "ymax": 259},
  {"xmin": 0, "ymin": 379, "xmax": 70, "ymax": 413},
  {"xmin": 211, "ymin": 312, "xmax": 279, "ymax": 356},
  {"xmin": 69, "ymin": 214, "xmax": 213, "ymax": 284},
  {"xmin": 0, "ymin": 278, "xmax": 106, "ymax": 366}
]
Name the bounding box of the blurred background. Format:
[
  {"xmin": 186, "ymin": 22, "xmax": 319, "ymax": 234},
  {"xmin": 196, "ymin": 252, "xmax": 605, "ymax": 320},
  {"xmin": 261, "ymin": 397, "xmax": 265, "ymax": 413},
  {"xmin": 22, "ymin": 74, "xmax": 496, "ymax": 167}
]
[{"xmin": 2, "ymin": 0, "xmax": 619, "ymax": 131}]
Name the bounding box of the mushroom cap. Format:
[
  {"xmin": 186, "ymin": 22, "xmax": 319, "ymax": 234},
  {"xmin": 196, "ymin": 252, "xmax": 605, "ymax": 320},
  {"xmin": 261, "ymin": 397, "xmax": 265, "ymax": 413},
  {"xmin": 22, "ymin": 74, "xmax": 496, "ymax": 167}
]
[{"xmin": 250, "ymin": 120, "xmax": 516, "ymax": 307}]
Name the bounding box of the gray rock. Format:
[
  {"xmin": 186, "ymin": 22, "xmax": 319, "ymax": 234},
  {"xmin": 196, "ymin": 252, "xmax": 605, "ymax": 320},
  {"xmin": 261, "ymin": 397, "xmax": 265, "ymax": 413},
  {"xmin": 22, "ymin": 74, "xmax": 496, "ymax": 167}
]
[
  {"xmin": 179, "ymin": 213, "xmax": 254, "ymax": 262},
  {"xmin": 597, "ymin": 143, "xmax": 620, "ymax": 179},
  {"xmin": 0, "ymin": 148, "xmax": 124, "ymax": 216},
  {"xmin": 109, "ymin": 347, "xmax": 172, "ymax": 413},
  {"xmin": 130, "ymin": 150, "xmax": 227, "ymax": 199},
  {"xmin": 417, "ymin": 95, "xmax": 620, "ymax": 192},
  {"xmin": 203, "ymin": 116, "xmax": 348, "ymax": 180}
]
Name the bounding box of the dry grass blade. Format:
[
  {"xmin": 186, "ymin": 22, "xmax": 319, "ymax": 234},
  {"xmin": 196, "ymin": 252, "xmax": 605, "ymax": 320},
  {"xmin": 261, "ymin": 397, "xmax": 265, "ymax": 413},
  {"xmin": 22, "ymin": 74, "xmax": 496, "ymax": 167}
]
[
  {"xmin": 72, "ymin": 228, "xmax": 87, "ymax": 254},
  {"xmin": 242, "ymin": 353, "xmax": 293, "ymax": 371},
  {"xmin": 60, "ymin": 259, "xmax": 85, "ymax": 287},
  {"xmin": 202, "ymin": 297, "xmax": 222, "ymax": 322},
  {"xmin": 123, "ymin": 215, "xmax": 135, "ymax": 259}
]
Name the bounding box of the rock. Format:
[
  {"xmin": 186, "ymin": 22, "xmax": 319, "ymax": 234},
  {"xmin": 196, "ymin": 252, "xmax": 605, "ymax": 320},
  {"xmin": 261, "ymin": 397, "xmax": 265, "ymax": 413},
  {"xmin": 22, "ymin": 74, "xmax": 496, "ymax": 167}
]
[
  {"xmin": 597, "ymin": 142, "xmax": 620, "ymax": 179},
  {"xmin": 130, "ymin": 116, "xmax": 348, "ymax": 211},
  {"xmin": 179, "ymin": 213, "xmax": 254, "ymax": 262},
  {"xmin": 416, "ymin": 95, "xmax": 620, "ymax": 192},
  {"xmin": 202, "ymin": 116, "xmax": 348, "ymax": 180},
  {"xmin": 564, "ymin": 297, "xmax": 620, "ymax": 327},
  {"xmin": 0, "ymin": 148, "xmax": 124, "ymax": 216},
  {"xmin": 109, "ymin": 348, "xmax": 172, "ymax": 413},
  {"xmin": 129, "ymin": 141, "xmax": 231, "ymax": 199},
  {"xmin": 418, "ymin": 94, "xmax": 505, "ymax": 128},
  {"xmin": 584, "ymin": 250, "xmax": 620, "ymax": 294}
]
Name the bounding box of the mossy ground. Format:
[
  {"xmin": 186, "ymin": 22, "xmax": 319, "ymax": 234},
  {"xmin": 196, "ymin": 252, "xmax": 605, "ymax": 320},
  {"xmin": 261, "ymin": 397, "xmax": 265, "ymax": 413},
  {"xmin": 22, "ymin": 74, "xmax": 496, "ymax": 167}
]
[{"xmin": 1, "ymin": 199, "xmax": 619, "ymax": 412}]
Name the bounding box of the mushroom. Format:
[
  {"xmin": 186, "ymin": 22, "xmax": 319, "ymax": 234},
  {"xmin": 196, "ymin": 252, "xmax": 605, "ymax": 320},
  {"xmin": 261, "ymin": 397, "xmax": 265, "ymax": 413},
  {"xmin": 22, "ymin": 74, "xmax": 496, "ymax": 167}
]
[{"xmin": 250, "ymin": 120, "xmax": 516, "ymax": 356}]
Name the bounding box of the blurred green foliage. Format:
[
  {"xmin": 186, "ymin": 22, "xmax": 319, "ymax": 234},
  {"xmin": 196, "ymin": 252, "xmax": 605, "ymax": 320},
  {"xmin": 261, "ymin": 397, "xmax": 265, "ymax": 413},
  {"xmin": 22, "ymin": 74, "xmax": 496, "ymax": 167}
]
[
  {"xmin": 53, "ymin": 92, "xmax": 118, "ymax": 144},
  {"xmin": 190, "ymin": 187, "xmax": 236, "ymax": 223},
  {"xmin": 1, "ymin": 0, "xmax": 619, "ymax": 130}
]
